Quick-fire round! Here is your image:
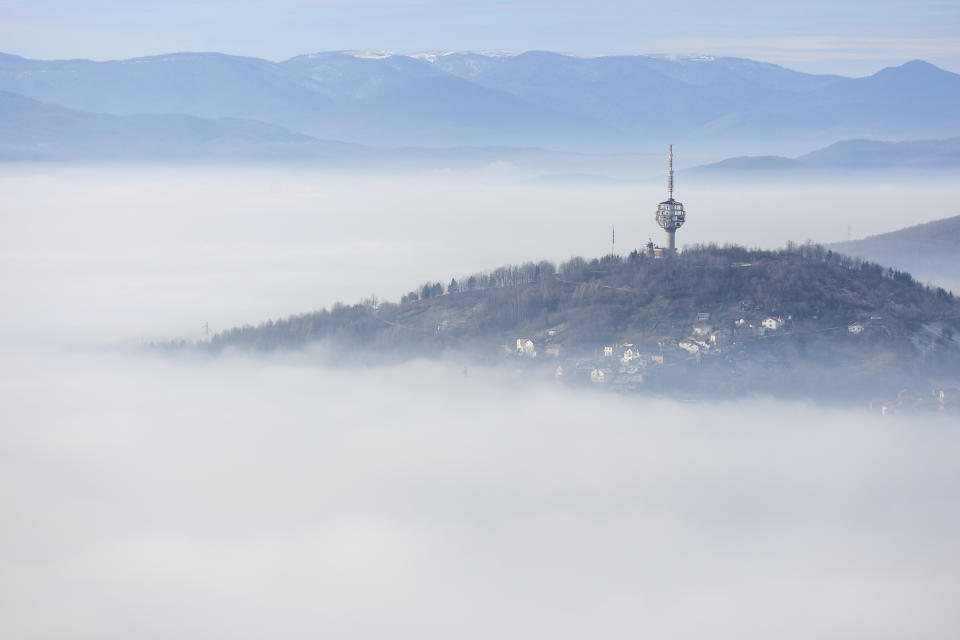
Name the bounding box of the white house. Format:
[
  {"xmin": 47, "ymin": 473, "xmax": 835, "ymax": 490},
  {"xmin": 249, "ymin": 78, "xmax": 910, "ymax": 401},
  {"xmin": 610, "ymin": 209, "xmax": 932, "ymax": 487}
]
[
  {"xmin": 621, "ymin": 348, "xmax": 636, "ymax": 364},
  {"xmin": 848, "ymin": 323, "xmax": 865, "ymax": 335},
  {"xmin": 590, "ymin": 368, "xmax": 606, "ymax": 383},
  {"xmin": 516, "ymin": 338, "xmax": 536, "ymax": 357},
  {"xmin": 678, "ymin": 339, "xmax": 700, "ymax": 354},
  {"xmin": 709, "ymin": 329, "xmax": 728, "ymax": 346},
  {"xmin": 762, "ymin": 317, "xmax": 784, "ymax": 330},
  {"xmin": 603, "ymin": 346, "xmax": 614, "ymax": 357}
]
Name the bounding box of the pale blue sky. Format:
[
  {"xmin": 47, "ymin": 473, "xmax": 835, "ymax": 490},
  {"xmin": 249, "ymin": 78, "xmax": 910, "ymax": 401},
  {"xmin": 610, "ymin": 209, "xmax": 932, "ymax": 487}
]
[{"xmin": 2, "ymin": 0, "xmax": 958, "ymax": 75}]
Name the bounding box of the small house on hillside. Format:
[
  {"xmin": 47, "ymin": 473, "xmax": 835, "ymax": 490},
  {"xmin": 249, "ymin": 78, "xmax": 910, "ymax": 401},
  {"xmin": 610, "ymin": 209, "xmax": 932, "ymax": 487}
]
[
  {"xmin": 516, "ymin": 338, "xmax": 536, "ymax": 357},
  {"xmin": 763, "ymin": 317, "xmax": 784, "ymax": 330},
  {"xmin": 678, "ymin": 339, "xmax": 700, "ymax": 354}
]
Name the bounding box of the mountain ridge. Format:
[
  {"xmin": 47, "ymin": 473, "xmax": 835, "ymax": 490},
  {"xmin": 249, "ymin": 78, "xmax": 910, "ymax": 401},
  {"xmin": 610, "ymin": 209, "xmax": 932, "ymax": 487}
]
[
  {"xmin": 6, "ymin": 89, "xmax": 959, "ymax": 178},
  {"xmin": 0, "ymin": 88, "xmax": 666, "ymax": 175},
  {"xmin": 3, "ymin": 50, "xmax": 958, "ymax": 151},
  {"xmin": 829, "ymin": 215, "xmax": 960, "ymax": 291},
  {"xmin": 690, "ymin": 136, "xmax": 960, "ymax": 173},
  {"xmin": 0, "ymin": 89, "xmax": 367, "ymax": 161}
]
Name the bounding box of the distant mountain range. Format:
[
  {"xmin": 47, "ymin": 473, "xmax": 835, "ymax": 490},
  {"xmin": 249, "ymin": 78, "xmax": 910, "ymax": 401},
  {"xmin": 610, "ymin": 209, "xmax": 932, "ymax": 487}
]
[
  {"xmin": 0, "ymin": 89, "xmax": 658, "ymax": 173},
  {"xmin": 7, "ymin": 84, "xmax": 957, "ymax": 180},
  {"xmin": 829, "ymin": 215, "xmax": 960, "ymax": 292},
  {"xmin": 0, "ymin": 90, "xmax": 365, "ymax": 161},
  {"xmin": 691, "ymin": 137, "xmax": 960, "ymax": 174},
  {"xmin": 6, "ymin": 85, "xmax": 958, "ymax": 179},
  {"xmin": 2, "ymin": 50, "xmax": 959, "ymax": 152}
]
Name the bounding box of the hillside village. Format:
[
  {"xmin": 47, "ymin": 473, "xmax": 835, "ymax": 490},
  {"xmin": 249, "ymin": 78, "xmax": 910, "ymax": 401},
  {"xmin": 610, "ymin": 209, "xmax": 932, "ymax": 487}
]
[{"xmin": 508, "ymin": 307, "xmax": 958, "ymax": 414}]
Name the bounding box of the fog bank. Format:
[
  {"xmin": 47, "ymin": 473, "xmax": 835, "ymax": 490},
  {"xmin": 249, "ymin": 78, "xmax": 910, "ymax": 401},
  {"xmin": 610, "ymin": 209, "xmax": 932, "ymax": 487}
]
[{"xmin": 1, "ymin": 346, "xmax": 958, "ymax": 639}]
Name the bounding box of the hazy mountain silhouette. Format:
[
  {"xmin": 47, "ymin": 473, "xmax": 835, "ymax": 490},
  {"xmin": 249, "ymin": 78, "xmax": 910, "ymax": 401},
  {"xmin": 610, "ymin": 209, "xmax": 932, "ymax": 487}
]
[
  {"xmin": 0, "ymin": 90, "xmax": 364, "ymax": 161},
  {"xmin": 2, "ymin": 51, "xmax": 958, "ymax": 150},
  {"xmin": 0, "ymin": 89, "xmax": 663, "ymax": 175},
  {"xmin": 798, "ymin": 137, "xmax": 960, "ymax": 168},
  {"xmin": 690, "ymin": 137, "xmax": 960, "ymax": 174},
  {"xmin": 830, "ymin": 215, "xmax": 960, "ymax": 291}
]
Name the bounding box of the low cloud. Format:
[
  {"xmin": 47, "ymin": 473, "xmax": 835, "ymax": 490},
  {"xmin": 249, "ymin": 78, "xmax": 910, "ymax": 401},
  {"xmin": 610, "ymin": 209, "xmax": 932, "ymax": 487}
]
[{"xmin": 1, "ymin": 345, "xmax": 958, "ymax": 639}]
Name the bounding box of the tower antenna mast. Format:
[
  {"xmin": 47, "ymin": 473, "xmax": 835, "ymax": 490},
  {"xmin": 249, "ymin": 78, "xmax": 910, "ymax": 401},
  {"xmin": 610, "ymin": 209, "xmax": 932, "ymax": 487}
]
[{"xmin": 668, "ymin": 144, "xmax": 674, "ymax": 200}]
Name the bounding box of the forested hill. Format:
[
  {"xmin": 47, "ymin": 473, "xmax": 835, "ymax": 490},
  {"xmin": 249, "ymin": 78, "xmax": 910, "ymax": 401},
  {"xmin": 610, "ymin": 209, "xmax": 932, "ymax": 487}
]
[
  {"xmin": 207, "ymin": 244, "xmax": 954, "ymax": 348},
  {"xmin": 194, "ymin": 244, "xmax": 960, "ymax": 399}
]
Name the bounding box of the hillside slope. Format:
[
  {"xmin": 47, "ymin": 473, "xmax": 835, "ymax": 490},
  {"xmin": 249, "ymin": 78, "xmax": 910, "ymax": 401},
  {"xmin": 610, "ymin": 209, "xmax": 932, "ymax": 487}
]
[
  {"xmin": 204, "ymin": 246, "xmax": 960, "ymax": 401},
  {"xmin": 830, "ymin": 215, "xmax": 960, "ymax": 290}
]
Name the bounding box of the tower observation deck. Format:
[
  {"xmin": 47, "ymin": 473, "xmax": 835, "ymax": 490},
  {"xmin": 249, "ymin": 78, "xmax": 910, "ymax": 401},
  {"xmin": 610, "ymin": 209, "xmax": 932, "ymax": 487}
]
[{"xmin": 655, "ymin": 145, "xmax": 686, "ymax": 252}]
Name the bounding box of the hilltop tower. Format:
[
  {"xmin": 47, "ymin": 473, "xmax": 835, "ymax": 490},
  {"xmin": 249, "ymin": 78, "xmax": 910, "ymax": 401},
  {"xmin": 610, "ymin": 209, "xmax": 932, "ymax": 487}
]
[{"xmin": 655, "ymin": 145, "xmax": 686, "ymax": 252}]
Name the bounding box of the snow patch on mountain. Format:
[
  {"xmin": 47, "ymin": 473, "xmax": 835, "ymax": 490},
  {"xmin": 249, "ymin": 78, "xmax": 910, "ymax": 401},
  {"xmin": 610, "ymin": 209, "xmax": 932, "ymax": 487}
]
[
  {"xmin": 342, "ymin": 50, "xmax": 394, "ymax": 60},
  {"xmin": 407, "ymin": 51, "xmax": 456, "ymax": 63},
  {"xmin": 647, "ymin": 53, "xmax": 718, "ymax": 62},
  {"xmin": 405, "ymin": 49, "xmax": 523, "ymax": 63}
]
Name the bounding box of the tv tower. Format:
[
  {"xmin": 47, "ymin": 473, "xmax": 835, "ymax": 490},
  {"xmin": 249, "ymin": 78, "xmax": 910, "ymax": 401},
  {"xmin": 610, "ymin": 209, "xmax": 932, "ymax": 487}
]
[{"xmin": 655, "ymin": 145, "xmax": 686, "ymax": 252}]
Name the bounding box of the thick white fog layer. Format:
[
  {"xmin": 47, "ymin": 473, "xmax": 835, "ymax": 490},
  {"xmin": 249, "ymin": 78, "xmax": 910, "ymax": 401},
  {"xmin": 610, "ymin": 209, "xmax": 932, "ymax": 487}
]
[
  {"xmin": 1, "ymin": 166, "xmax": 957, "ymax": 343},
  {"xmin": 1, "ymin": 347, "xmax": 959, "ymax": 639},
  {"xmin": 1, "ymin": 166, "xmax": 959, "ymax": 638}
]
